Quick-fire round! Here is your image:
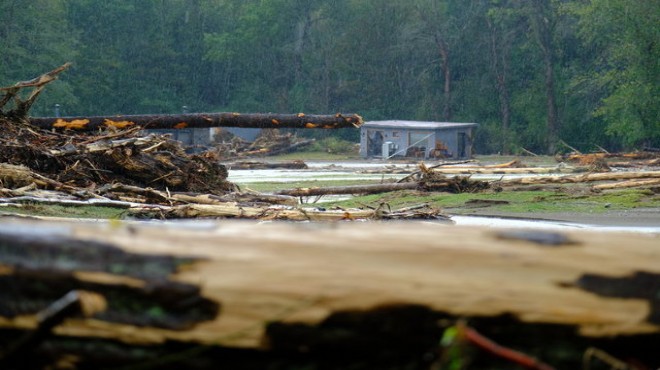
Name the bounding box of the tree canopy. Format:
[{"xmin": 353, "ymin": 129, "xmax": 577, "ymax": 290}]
[{"xmin": 1, "ymin": 0, "xmax": 657, "ymax": 153}]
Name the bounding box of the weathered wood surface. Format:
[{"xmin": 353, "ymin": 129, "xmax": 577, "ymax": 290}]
[
  {"xmin": 0, "ymin": 218, "xmax": 658, "ymax": 349},
  {"xmin": 127, "ymin": 203, "xmax": 449, "ymax": 221},
  {"xmin": 592, "ymin": 178, "xmax": 660, "ymax": 191},
  {"xmin": 1, "ymin": 63, "xmax": 71, "ymax": 120},
  {"xmin": 498, "ymin": 171, "xmax": 660, "ymax": 186},
  {"xmin": 29, "ymin": 112, "xmax": 363, "ymax": 131},
  {"xmin": 428, "ymin": 166, "xmax": 587, "ymax": 175},
  {"xmin": 276, "ymin": 182, "xmax": 419, "ymax": 196},
  {"xmin": 227, "ymin": 160, "xmax": 308, "ymax": 170}
]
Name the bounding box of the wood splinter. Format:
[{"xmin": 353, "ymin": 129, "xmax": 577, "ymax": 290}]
[{"xmin": 0, "ymin": 290, "xmax": 106, "ymax": 366}]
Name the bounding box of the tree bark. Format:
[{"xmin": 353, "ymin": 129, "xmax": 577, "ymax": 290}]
[
  {"xmin": 528, "ymin": 0, "xmax": 560, "ymax": 154},
  {"xmin": 591, "ymin": 178, "xmax": 660, "ymax": 191},
  {"xmin": 487, "ymin": 19, "xmax": 513, "ymax": 154},
  {"xmin": 29, "ymin": 112, "xmax": 363, "ymax": 131},
  {"xmin": 1, "ymin": 218, "xmax": 658, "ymax": 350},
  {"xmin": 436, "ymin": 34, "xmax": 453, "ymax": 121},
  {"xmin": 276, "ymin": 182, "xmax": 419, "ymax": 197}
]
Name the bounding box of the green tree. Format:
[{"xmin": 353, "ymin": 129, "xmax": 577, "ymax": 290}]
[
  {"xmin": 0, "ymin": 0, "xmax": 78, "ymax": 115},
  {"xmin": 570, "ymin": 0, "xmax": 660, "ymax": 148}
]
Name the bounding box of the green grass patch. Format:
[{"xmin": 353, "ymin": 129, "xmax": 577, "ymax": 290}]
[
  {"xmin": 0, "ymin": 204, "xmax": 126, "ymax": 219},
  {"xmin": 319, "ymin": 188, "xmax": 659, "ymax": 214}
]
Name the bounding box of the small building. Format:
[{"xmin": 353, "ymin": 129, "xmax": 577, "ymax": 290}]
[{"xmin": 360, "ymin": 120, "xmax": 477, "ymax": 160}]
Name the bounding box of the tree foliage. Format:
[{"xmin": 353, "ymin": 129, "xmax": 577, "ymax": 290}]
[{"xmin": 1, "ymin": 0, "xmax": 657, "ymax": 152}]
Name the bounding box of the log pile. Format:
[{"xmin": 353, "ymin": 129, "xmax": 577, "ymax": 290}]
[
  {"xmin": 0, "ymin": 65, "xmax": 449, "ymax": 222},
  {"xmin": 559, "ymin": 151, "xmax": 660, "ymax": 168},
  {"xmin": 0, "ymin": 64, "xmax": 236, "ymax": 195},
  {"xmin": 274, "ymin": 161, "xmax": 660, "ymax": 200},
  {"xmin": 0, "ymin": 117, "xmax": 235, "ymax": 194},
  {"xmin": 210, "ymin": 129, "xmax": 316, "ymax": 159}
]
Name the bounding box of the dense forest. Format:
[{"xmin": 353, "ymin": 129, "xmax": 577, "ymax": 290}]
[{"xmin": 1, "ymin": 0, "xmax": 658, "ymax": 154}]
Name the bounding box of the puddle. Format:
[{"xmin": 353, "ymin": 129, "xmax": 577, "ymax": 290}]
[{"xmin": 451, "ymin": 215, "xmax": 660, "ymax": 234}]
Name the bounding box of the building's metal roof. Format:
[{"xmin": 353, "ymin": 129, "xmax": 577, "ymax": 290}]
[{"xmin": 362, "ymin": 120, "xmax": 478, "ymax": 130}]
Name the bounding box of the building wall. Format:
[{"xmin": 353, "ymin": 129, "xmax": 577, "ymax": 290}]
[
  {"xmin": 360, "ymin": 128, "xmax": 408, "ymax": 158},
  {"xmin": 361, "ymin": 127, "xmax": 474, "ymax": 159}
]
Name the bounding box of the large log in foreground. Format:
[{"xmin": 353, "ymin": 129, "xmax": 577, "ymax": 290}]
[
  {"xmin": 0, "ymin": 217, "xmax": 658, "ymax": 355},
  {"xmin": 29, "ymin": 112, "xmax": 364, "ymax": 131}
]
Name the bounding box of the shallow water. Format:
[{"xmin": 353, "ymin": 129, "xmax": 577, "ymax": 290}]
[{"xmin": 451, "ymin": 215, "xmax": 660, "ymax": 234}]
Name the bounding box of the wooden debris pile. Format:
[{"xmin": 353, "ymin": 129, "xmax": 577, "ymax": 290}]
[
  {"xmin": 128, "ymin": 201, "xmax": 452, "ymax": 222},
  {"xmin": 559, "ymin": 151, "xmax": 660, "ymax": 169},
  {"xmin": 0, "ymin": 117, "xmax": 235, "ymax": 194},
  {"xmin": 210, "ymin": 129, "xmax": 315, "ymax": 159},
  {"xmin": 0, "ymin": 64, "xmax": 235, "ymax": 196},
  {"xmin": 0, "ymin": 65, "xmax": 449, "ymax": 222}
]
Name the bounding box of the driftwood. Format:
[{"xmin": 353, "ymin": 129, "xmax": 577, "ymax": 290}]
[
  {"xmin": 271, "ymin": 167, "xmax": 660, "ymax": 200},
  {"xmin": 211, "ymin": 129, "xmax": 316, "ymax": 159},
  {"xmin": 0, "ymin": 116, "xmax": 236, "ymax": 193},
  {"xmin": 592, "ymin": 178, "xmax": 660, "ymax": 191},
  {"xmin": 128, "ymin": 202, "xmax": 450, "ymax": 222},
  {"xmin": 30, "ymin": 112, "xmax": 363, "ymax": 131},
  {"xmin": 426, "ymin": 166, "xmax": 587, "ymax": 175},
  {"xmin": 97, "ymin": 183, "xmax": 298, "ymax": 206},
  {"xmin": 228, "ymin": 160, "xmax": 308, "ymax": 170},
  {"xmin": 0, "ymin": 218, "xmax": 658, "ymax": 368},
  {"xmin": 276, "ymin": 175, "xmax": 489, "ymax": 197},
  {"xmin": 276, "ymin": 182, "xmax": 419, "ymax": 197},
  {"xmin": 608, "ymin": 158, "xmax": 660, "ymax": 168},
  {"xmin": 0, "ymin": 63, "xmax": 71, "ymax": 121},
  {"xmin": 498, "ymin": 171, "xmax": 660, "ymax": 186},
  {"xmin": 561, "ymin": 152, "xmax": 660, "ymax": 166}
]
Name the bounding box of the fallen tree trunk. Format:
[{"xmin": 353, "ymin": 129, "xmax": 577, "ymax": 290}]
[
  {"xmin": 0, "ymin": 218, "xmax": 658, "ymax": 353},
  {"xmin": 498, "ymin": 171, "xmax": 660, "ymax": 186},
  {"xmin": 428, "ymin": 166, "xmax": 586, "ymax": 175},
  {"xmin": 127, "ymin": 203, "xmax": 449, "ymax": 221},
  {"xmin": 228, "ymin": 160, "xmax": 308, "ymax": 170},
  {"xmin": 276, "ymin": 175, "xmax": 488, "ymax": 197},
  {"xmin": 0, "ymin": 163, "xmax": 82, "ymax": 193},
  {"xmin": 592, "ymin": 179, "xmax": 660, "ymax": 191},
  {"xmin": 29, "ymin": 112, "xmax": 363, "ymax": 131},
  {"xmin": 276, "ymin": 182, "xmax": 419, "ymax": 196},
  {"xmin": 96, "ymin": 183, "xmax": 298, "ymax": 206},
  {"xmin": 562, "ymin": 152, "xmax": 659, "ymax": 163}
]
